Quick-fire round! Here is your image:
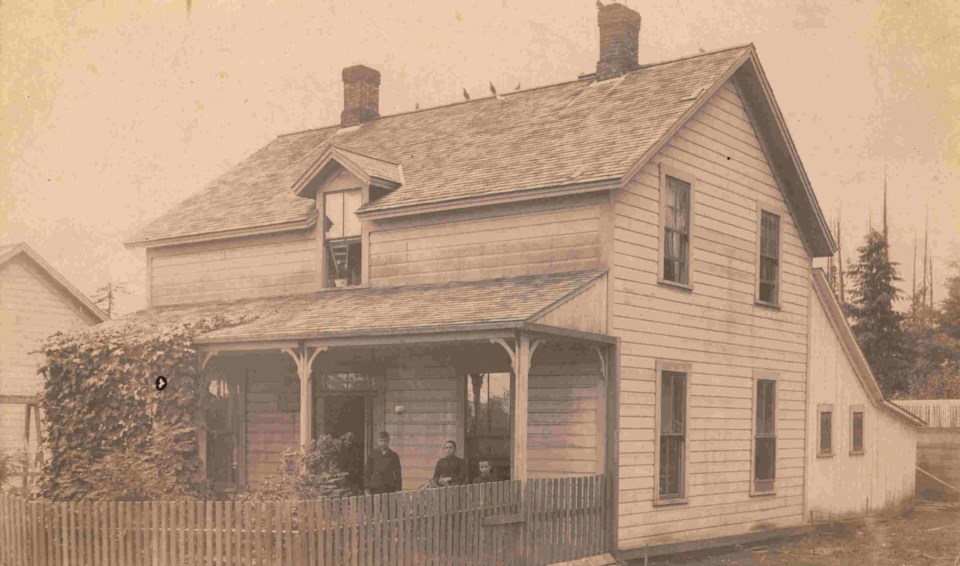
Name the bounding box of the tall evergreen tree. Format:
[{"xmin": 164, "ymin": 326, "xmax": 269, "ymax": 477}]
[
  {"xmin": 940, "ymin": 261, "xmax": 960, "ymax": 341},
  {"xmin": 846, "ymin": 229, "xmax": 910, "ymax": 395}
]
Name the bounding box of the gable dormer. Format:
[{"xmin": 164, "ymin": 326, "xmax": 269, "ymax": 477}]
[{"xmin": 293, "ymin": 144, "xmax": 402, "ymax": 288}]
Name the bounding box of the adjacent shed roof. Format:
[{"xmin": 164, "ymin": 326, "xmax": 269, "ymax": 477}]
[
  {"xmin": 811, "ymin": 269, "xmax": 925, "ymax": 427},
  {"xmin": 894, "ymin": 400, "xmax": 960, "ymax": 428},
  {"xmin": 128, "ymin": 45, "xmax": 834, "ymax": 256},
  {"xmin": 95, "ymin": 270, "xmax": 607, "ymax": 345}
]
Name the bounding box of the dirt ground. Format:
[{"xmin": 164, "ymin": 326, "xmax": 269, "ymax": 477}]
[{"xmin": 645, "ymin": 500, "xmax": 960, "ymax": 565}]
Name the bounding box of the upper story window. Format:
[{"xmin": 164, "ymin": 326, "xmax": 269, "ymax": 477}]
[
  {"xmin": 324, "ymin": 189, "xmax": 362, "ymax": 287},
  {"xmin": 758, "ymin": 209, "xmax": 781, "ymax": 305},
  {"xmin": 661, "ymin": 174, "xmax": 692, "ymax": 286}
]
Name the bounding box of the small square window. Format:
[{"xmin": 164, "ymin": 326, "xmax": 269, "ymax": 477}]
[
  {"xmin": 818, "ymin": 405, "xmax": 833, "ymax": 457},
  {"xmin": 851, "ymin": 410, "xmax": 865, "ymax": 454}
]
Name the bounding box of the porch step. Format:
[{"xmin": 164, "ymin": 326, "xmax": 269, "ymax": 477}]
[{"xmin": 548, "ymin": 553, "xmax": 620, "ymax": 566}]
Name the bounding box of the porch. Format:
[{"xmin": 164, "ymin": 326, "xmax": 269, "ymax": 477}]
[
  {"xmin": 186, "ymin": 270, "xmax": 617, "ymax": 493},
  {"xmin": 200, "ymin": 332, "xmax": 614, "ymax": 493}
]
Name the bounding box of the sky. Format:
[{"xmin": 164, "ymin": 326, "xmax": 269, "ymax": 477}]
[{"xmin": 1, "ymin": 0, "xmax": 958, "ymax": 316}]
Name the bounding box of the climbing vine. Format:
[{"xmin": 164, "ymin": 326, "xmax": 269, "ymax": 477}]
[{"xmin": 36, "ymin": 315, "xmax": 248, "ymax": 501}]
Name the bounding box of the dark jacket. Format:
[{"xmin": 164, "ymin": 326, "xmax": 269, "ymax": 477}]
[
  {"xmin": 471, "ymin": 472, "xmax": 498, "ymax": 484},
  {"xmin": 365, "ymin": 448, "xmax": 402, "ymax": 493},
  {"xmin": 432, "ymin": 455, "xmax": 466, "ymax": 486}
]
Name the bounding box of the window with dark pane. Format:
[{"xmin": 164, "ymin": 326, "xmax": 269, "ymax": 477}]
[
  {"xmin": 663, "ymin": 176, "xmax": 691, "ymax": 285},
  {"xmin": 852, "ymin": 411, "xmax": 864, "ymax": 453},
  {"xmin": 759, "ymin": 211, "xmax": 780, "ymax": 304},
  {"xmin": 754, "ymin": 379, "xmax": 776, "ymax": 491},
  {"xmin": 324, "ymin": 189, "xmax": 363, "ymax": 287},
  {"xmin": 659, "ymin": 370, "xmax": 686, "ymax": 499},
  {"xmin": 206, "ymin": 378, "xmax": 241, "ymax": 486},
  {"xmin": 819, "ymin": 410, "xmax": 833, "ymax": 455}
]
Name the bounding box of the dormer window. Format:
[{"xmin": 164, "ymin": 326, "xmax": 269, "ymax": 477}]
[{"xmin": 324, "ymin": 189, "xmax": 362, "ymax": 287}]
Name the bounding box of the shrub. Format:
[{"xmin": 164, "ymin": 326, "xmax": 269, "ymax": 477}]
[{"xmin": 244, "ymin": 434, "xmax": 362, "ymax": 501}]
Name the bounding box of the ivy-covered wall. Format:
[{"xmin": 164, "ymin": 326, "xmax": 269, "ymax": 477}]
[{"xmin": 37, "ymin": 316, "xmax": 244, "ymax": 501}]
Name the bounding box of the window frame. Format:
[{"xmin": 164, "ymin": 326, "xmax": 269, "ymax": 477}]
[
  {"xmin": 658, "ymin": 164, "xmax": 696, "ymax": 291},
  {"xmin": 817, "ymin": 404, "xmax": 834, "ymax": 458},
  {"xmin": 850, "ymin": 405, "xmax": 866, "ymax": 456},
  {"xmin": 322, "ymin": 188, "xmax": 364, "ymax": 288},
  {"xmin": 653, "ymin": 360, "xmax": 691, "ymax": 506},
  {"xmin": 751, "ymin": 371, "xmax": 778, "ymax": 496},
  {"xmin": 755, "ymin": 201, "xmax": 784, "ymax": 308}
]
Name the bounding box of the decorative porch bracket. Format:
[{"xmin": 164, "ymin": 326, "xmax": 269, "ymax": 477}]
[
  {"xmin": 283, "ymin": 344, "xmax": 327, "ymax": 447},
  {"xmin": 491, "ymin": 335, "xmax": 543, "ymax": 486}
]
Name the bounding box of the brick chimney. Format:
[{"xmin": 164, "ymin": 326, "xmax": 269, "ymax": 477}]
[
  {"xmin": 595, "ymin": 3, "xmax": 643, "ymax": 81},
  {"xmin": 340, "ymin": 64, "xmax": 380, "ymax": 127}
]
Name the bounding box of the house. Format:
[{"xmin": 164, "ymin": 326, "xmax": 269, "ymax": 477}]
[
  {"xmin": 112, "ymin": 2, "xmax": 922, "ymax": 557},
  {"xmin": 894, "ymin": 399, "xmax": 960, "ymax": 500},
  {"xmin": 0, "ymin": 243, "xmax": 107, "ymax": 486}
]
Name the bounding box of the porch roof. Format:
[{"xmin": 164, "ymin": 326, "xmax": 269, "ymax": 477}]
[{"xmin": 105, "ymin": 270, "xmax": 609, "ymax": 345}]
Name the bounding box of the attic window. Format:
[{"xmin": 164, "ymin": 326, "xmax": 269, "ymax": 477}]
[{"xmin": 325, "ymin": 189, "xmax": 362, "ymax": 287}]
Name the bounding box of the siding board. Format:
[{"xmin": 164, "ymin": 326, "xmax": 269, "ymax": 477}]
[{"xmin": 613, "ymin": 80, "xmax": 810, "ymax": 550}]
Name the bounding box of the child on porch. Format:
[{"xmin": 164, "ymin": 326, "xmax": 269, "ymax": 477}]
[
  {"xmin": 364, "ymin": 431, "xmax": 402, "ymax": 494},
  {"xmin": 471, "ymin": 459, "xmax": 498, "ymax": 484}
]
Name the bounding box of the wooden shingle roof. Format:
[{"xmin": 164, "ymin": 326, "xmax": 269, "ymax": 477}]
[
  {"xmin": 129, "ymin": 47, "xmax": 750, "ymax": 244},
  {"xmin": 96, "ymin": 270, "xmax": 606, "ymax": 344}
]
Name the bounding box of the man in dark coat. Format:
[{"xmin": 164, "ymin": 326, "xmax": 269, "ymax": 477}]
[
  {"xmin": 432, "ymin": 440, "xmax": 466, "ymax": 487},
  {"xmin": 365, "ymin": 431, "xmax": 402, "ymax": 494}
]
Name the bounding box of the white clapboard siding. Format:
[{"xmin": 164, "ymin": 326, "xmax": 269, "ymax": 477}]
[
  {"xmin": 150, "ymin": 231, "xmax": 318, "ymax": 306},
  {"xmin": 806, "ymin": 277, "xmax": 918, "ymax": 519},
  {"xmin": 528, "ymin": 344, "xmax": 602, "ymax": 478},
  {"xmin": 0, "ymin": 257, "xmax": 100, "ymax": 459},
  {"xmin": 385, "ymin": 353, "xmax": 460, "ymax": 490},
  {"xmin": 612, "ymin": 80, "xmax": 811, "ymax": 550},
  {"xmin": 243, "ymin": 355, "xmax": 300, "ymax": 485},
  {"xmin": 368, "ymin": 199, "xmax": 603, "ymax": 287}
]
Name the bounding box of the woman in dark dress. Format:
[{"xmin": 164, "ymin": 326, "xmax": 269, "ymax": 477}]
[{"xmin": 431, "ymin": 440, "xmax": 466, "ymax": 487}]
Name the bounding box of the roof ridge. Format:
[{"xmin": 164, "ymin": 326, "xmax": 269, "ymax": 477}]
[
  {"xmin": 330, "ymin": 144, "xmax": 401, "ymax": 166},
  {"xmin": 276, "ymin": 44, "xmax": 754, "ymax": 141},
  {"xmin": 636, "ymin": 43, "xmax": 754, "ymax": 71}
]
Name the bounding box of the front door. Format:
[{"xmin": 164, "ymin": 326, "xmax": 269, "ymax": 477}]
[{"xmin": 315, "ymin": 394, "xmax": 367, "ymax": 490}]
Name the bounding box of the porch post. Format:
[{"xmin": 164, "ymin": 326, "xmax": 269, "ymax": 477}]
[
  {"xmin": 514, "ymin": 334, "xmax": 530, "ymax": 485},
  {"xmin": 300, "ymin": 367, "xmax": 313, "ymax": 447},
  {"xmin": 284, "ymin": 345, "xmax": 325, "ymax": 448}
]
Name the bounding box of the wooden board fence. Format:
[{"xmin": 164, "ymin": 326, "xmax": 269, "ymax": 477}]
[{"xmin": 0, "ymin": 474, "xmax": 607, "ymax": 566}]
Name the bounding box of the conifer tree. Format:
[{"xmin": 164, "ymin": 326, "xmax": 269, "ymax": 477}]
[{"xmin": 846, "ymin": 229, "xmax": 910, "ymax": 395}]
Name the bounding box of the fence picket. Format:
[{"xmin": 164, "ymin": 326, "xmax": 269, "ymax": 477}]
[
  {"xmin": 0, "ymin": 475, "xmax": 608, "ymax": 566},
  {"xmin": 86, "ymin": 501, "xmax": 94, "ymax": 566}
]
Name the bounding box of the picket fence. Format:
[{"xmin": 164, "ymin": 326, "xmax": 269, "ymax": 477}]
[{"xmin": 0, "ymin": 474, "xmax": 608, "ymax": 566}]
